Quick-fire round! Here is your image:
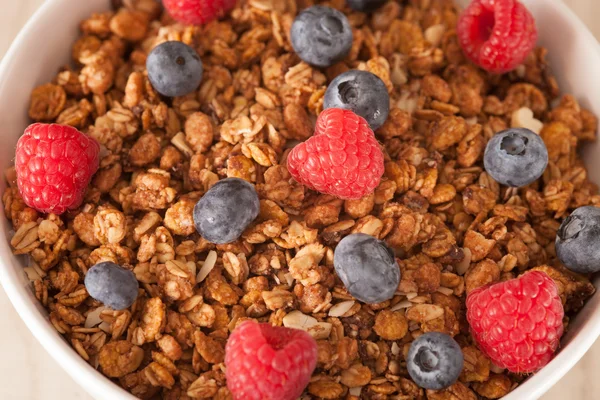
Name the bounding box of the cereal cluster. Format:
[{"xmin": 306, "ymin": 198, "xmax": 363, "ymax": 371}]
[{"xmin": 4, "ymin": 0, "xmax": 599, "ymax": 398}]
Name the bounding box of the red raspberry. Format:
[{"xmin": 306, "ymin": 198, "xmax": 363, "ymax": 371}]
[
  {"xmin": 457, "ymin": 0, "xmax": 537, "ymax": 73},
  {"xmin": 162, "ymin": 0, "xmax": 237, "ymax": 25},
  {"xmin": 15, "ymin": 123, "xmax": 100, "ymax": 215},
  {"xmin": 287, "ymin": 108, "xmax": 384, "ymax": 200},
  {"xmin": 466, "ymin": 270, "xmax": 564, "ymax": 373},
  {"xmin": 225, "ymin": 320, "xmax": 317, "ymax": 400}
]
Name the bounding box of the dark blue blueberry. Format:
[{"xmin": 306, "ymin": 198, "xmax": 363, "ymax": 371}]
[
  {"xmin": 407, "ymin": 332, "xmax": 464, "ymax": 390},
  {"xmin": 146, "ymin": 41, "xmax": 203, "ymax": 97},
  {"xmin": 556, "ymin": 206, "xmax": 600, "ymax": 273},
  {"xmin": 193, "ymin": 178, "xmax": 260, "ymax": 244},
  {"xmin": 290, "ymin": 6, "xmax": 353, "ymax": 68},
  {"xmin": 333, "ymin": 233, "xmax": 400, "ymax": 304},
  {"xmin": 483, "ymin": 128, "xmax": 548, "ymax": 187},
  {"xmin": 84, "ymin": 262, "xmax": 139, "ymax": 310},
  {"xmin": 346, "ymin": 0, "xmax": 387, "ymax": 12},
  {"xmin": 324, "ymin": 70, "xmax": 390, "ymax": 130}
]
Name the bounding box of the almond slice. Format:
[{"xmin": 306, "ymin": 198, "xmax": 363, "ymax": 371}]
[
  {"xmin": 511, "ymin": 107, "xmax": 543, "ymax": 134},
  {"xmin": 282, "ymin": 310, "xmax": 318, "ymax": 330},
  {"xmin": 85, "ymin": 306, "xmax": 108, "ymax": 328},
  {"xmin": 328, "ymin": 300, "xmax": 355, "ymax": 317},
  {"xmin": 196, "ymin": 250, "xmax": 217, "ymax": 283}
]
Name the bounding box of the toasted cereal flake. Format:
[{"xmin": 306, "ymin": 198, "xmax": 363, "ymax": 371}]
[
  {"xmin": 307, "ymin": 322, "xmax": 333, "ymax": 340},
  {"xmin": 406, "ymin": 304, "xmax": 445, "ymax": 322},
  {"xmin": 186, "ymin": 261, "xmax": 197, "ymax": 278},
  {"xmin": 328, "ymin": 300, "xmax": 355, "ymax": 317},
  {"xmin": 196, "ymin": 250, "xmax": 217, "ymax": 283}
]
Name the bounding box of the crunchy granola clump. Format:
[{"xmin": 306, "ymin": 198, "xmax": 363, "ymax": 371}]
[{"xmin": 5, "ymin": 0, "xmax": 599, "ymax": 399}]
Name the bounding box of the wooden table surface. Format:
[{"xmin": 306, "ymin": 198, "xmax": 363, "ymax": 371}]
[{"xmin": 0, "ymin": 1, "xmax": 599, "ymax": 399}]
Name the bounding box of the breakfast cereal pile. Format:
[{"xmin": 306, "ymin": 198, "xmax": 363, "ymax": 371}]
[{"xmin": 4, "ymin": 0, "xmax": 600, "ymax": 398}]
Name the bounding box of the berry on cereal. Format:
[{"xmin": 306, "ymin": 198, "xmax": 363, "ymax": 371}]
[
  {"xmin": 146, "ymin": 41, "xmax": 203, "ymax": 98},
  {"xmin": 407, "ymin": 332, "xmax": 464, "ymax": 390},
  {"xmin": 287, "ymin": 108, "xmax": 385, "ymax": 200},
  {"xmin": 193, "ymin": 178, "xmax": 260, "ymax": 244},
  {"xmin": 290, "ymin": 6, "xmax": 353, "ymax": 68},
  {"xmin": 346, "ymin": 0, "xmax": 387, "ymax": 12},
  {"xmin": 333, "ymin": 233, "xmax": 400, "ymax": 304},
  {"xmin": 225, "ymin": 320, "xmax": 317, "ymax": 400},
  {"xmin": 162, "ymin": 0, "xmax": 236, "ymax": 25},
  {"xmin": 457, "ymin": 0, "xmax": 538, "ymax": 73},
  {"xmin": 483, "ymin": 128, "xmax": 548, "ymax": 187},
  {"xmin": 85, "ymin": 262, "xmax": 139, "ymax": 310},
  {"xmin": 467, "ymin": 271, "xmax": 564, "ymax": 373},
  {"xmin": 15, "ymin": 123, "xmax": 99, "ymax": 215},
  {"xmin": 556, "ymin": 206, "xmax": 600, "ymax": 274},
  {"xmin": 324, "ymin": 70, "xmax": 390, "ymax": 130}
]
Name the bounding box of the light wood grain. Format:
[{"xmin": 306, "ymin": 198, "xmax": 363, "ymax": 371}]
[{"xmin": 0, "ymin": 0, "xmax": 599, "ymax": 399}]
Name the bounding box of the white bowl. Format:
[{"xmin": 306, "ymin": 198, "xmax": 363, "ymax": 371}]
[{"xmin": 0, "ymin": 0, "xmax": 599, "ymax": 399}]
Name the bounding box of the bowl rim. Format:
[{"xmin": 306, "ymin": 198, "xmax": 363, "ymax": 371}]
[{"xmin": 0, "ymin": 0, "xmax": 600, "ymax": 399}]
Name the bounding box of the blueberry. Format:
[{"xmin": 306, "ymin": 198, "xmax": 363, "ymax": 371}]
[
  {"xmin": 556, "ymin": 206, "xmax": 600, "ymax": 273},
  {"xmin": 407, "ymin": 332, "xmax": 464, "ymax": 390},
  {"xmin": 346, "ymin": 0, "xmax": 387, "ymax": 12},
  {"xmin": 84, "ymin": 262, "xmax": 139, "ymax": 310},
  {"xmin": 333, "ymin": 233, "xmax": 400, "ymax": 304},
  {"xmin": 483, "ymin": 128, "xmax": 548, "ymax": 187},
  {"xmin": 146, "ymin": 41, "xmax": 203, "ymax": 97},
  {"xmin": 290, "ymin": 6, "xmax": 353, "ymax": 68},
  {"xmin": 324, "ymin": 70, "xmax": 390, "ymax": 130},
  {"xmin": 193, "ymin": 178, "xmax": 260, "ymax": 244}
]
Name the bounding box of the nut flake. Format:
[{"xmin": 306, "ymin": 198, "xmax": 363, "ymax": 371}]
[
  {"xmin": 196, "ymin": 250, "xmax": 218, "ymax": 283},
  {"xmin": 328, "ymin": 300, "xmax": 355, "ymax": 317},
  {"xmin": 511, "ymin": 107, "xmax": 544, "ymax": 134},
  {"xmin": 282, "ymin": 310, "xmax": 318, "ymax": 330}
]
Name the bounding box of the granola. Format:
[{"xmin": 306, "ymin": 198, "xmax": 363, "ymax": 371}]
[{"xmin": 4, "ymin": 0, "xmax": 600, "ymax": 399}]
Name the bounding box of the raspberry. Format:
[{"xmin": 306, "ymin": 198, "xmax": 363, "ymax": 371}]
[
  {"xmin": 466, "ymin": 271, "xmax": 564, "ymax": 373},
  {"xmin": 15, "ymin": 123, "xmax": 100, "ymax": 215},
  {"xmin": 225, "ymin": 320, "xmax": 317, "ymax": 400},
  {"xmin": 287, "ymin": 108, "xmax": 384, "ymax": 200},
  {"xmin": 457, "ymin": 0, "xmax": 537, "ymax": 74},
  {"xmin": 162, "ymin": 0, "xmax": 236, "ymax": 25}
]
